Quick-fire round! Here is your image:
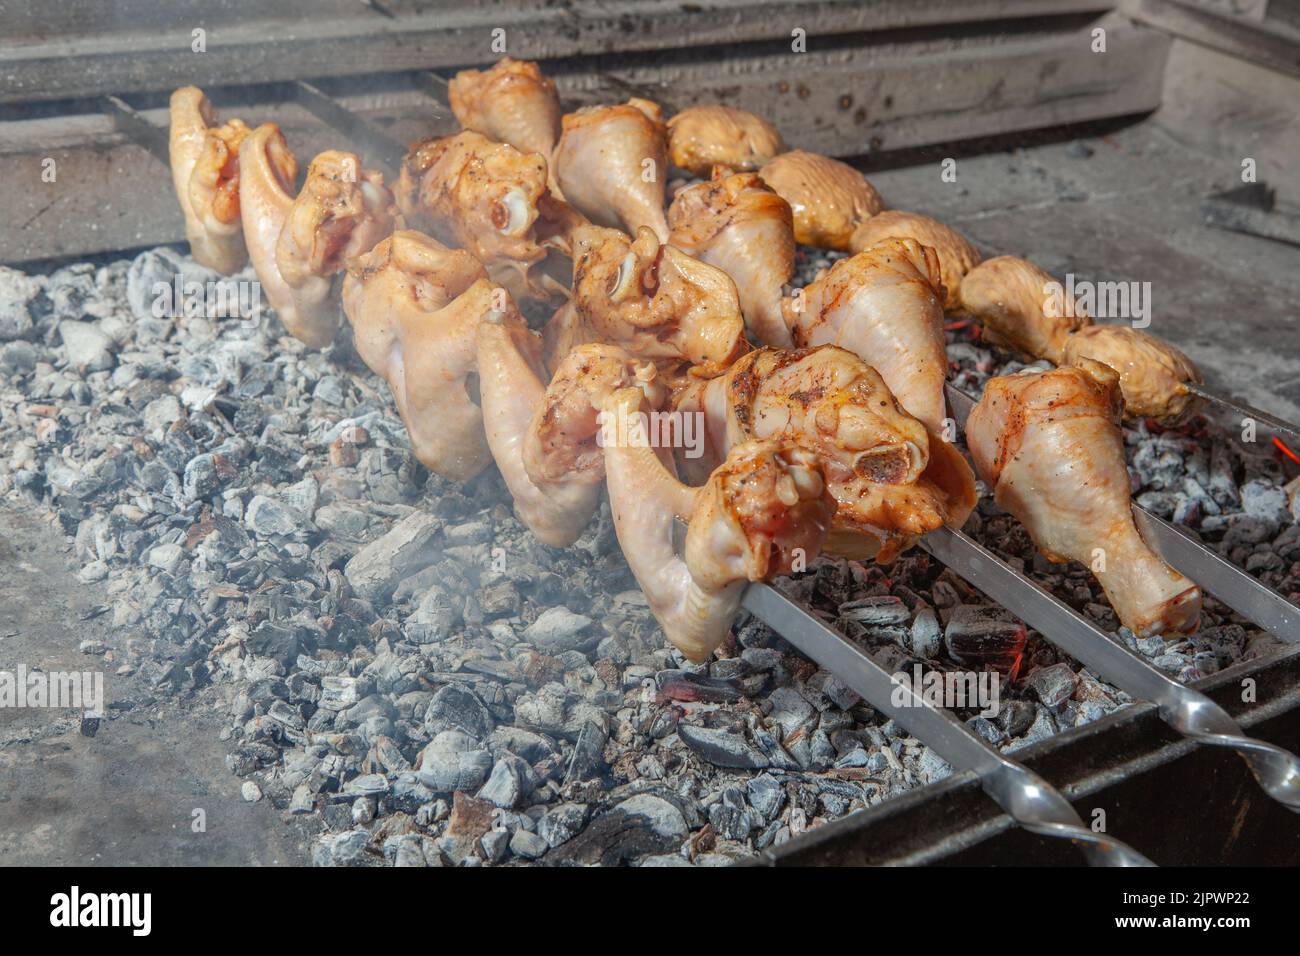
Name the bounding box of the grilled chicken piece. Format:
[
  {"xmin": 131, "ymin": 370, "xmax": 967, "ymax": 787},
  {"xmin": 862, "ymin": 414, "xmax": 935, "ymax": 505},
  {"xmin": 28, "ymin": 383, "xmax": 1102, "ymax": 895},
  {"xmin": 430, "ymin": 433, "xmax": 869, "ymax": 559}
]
[
  {"xmin": 667, "ymin": 169, "xmax": 796, "ymax": 347},
  {"xmin": 675, "ymin": 345, "xmax": 975, "ymax": 562},
  {"xmin": 240, "ymin": 123, "xmax": 339, "ymax": 348},
  {"xmin": 958, "ymin": 255, "xmax": 1092, "ymax": 363},
  {"xmin": 849, "ymin": 211, "xmax": 981, "ymax": 312},
  {"xmin": 758, "ymin": 149, "xmax": 882, "ymax": 250},
  {"xmin": 604, "ymin": 385, "xmax": 835, "ymax": 660},
  {"xmin": 275, "ymin": 149, "xmax": 395, "ymax": 337},
  {"xmin": 528, "ymin": 345, "xmax": 666, "ymax": 486},
  {"xmin": 169, "ymin": 86, "xmax": 251, "ymax": 274},
  {"xmin": 966, "ymin": 362, "xmax": 1202, "ymax": 637},
  {"xmin": 785, "ymin": 238, "xmax": 948, "ymax": 433},
  {"xmin": 242, "ymin": 140, "xmax": 393, "ymax": 348},
  {"xmin": 1061, "ymin": 325, "xmax": 1202, "ymax": 423},
  {"xmin": 477, "ymin": 315, "xmax": 661, "ymax": 546},
  {"xmin": 448, "ymin": 57, "xmax": 562, "ymax": 165},
  {"xmin": 341, "ymin": 231, "xmax": 498, "ymax": 481},
  {"xmin": 555, "ymin": 224, "xmax": 748, "ymax": 372},
  {"xmin": 554, "ymin": 98, "xmax": 670, "ymax": 242},
  {"xmin": 395, "ymin": 132, "xmax": 576, "ymax": 303},
  {"xmin": 665, "ymin": 104, "xmax": 785, "ymax": 177}
]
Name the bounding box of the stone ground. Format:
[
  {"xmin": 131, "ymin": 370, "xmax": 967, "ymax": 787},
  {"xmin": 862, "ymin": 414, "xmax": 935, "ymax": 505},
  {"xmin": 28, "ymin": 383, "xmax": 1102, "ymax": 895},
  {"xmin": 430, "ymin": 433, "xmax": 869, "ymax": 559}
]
[{"xmin": 0, "ymin": 112, "xmax": 1295, "ymax": 866}]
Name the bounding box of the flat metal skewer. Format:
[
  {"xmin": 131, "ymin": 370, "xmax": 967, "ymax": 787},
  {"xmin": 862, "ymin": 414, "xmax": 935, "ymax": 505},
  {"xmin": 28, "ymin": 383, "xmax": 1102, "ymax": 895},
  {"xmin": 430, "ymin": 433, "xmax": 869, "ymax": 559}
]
[
  {"xmin": 290, "ymin": 79, "xmax": 408, "ymax": 173},
  {"xmin": 1186, "ymin": 382, "xmax": 1300, "ymax": 443},
  {"xmin": 936, "ymin": 381, "xmax": 1300, "ymax": 810},
  {"xmin": 103, "ymin": 95, "xmax": 169, "ymax": 166},
  {"xmin": 741, "ymin": 581, "xmax": 1155, "ymax": 866},
  {"xmin": 945, "ymin": 382, "xmax": 1300, "ymax": 645},
  {"xmin": 414, "ymin": 70, "xmax": 451, "ymax": 103},
  {"xmin": 668, "ymin": 518, "xmax": 1150, "ymax": 864},
  {"xmin": 921, "ymin": 525, "xmax": 1300, "ymax": 813}
]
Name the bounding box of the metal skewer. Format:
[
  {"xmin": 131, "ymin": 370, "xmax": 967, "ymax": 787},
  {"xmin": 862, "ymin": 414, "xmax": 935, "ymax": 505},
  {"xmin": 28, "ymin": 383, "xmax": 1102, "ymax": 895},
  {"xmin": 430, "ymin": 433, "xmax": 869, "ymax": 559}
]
[
  {"xmin": 103, "ymin": 95, "xmax": 169, "ymax": 166},
  {"xmin": 1131, "ymin": 509, "xmax": 1299, "ymax": 642},
  {"xmin": 945, "ymin": 382, "xmax": 1300, "ymax": 645},
  {"xmin": 741, "ymin": 581, "xmax": 1155, "ymax": 866},
  {"xmin": 289, "ymin": 79, "xmax": 408, "ymax": 173},
  {"xmin": 1185, "ymin": 382, "xmax": 1300, "ymax": 443},
  {"xmin": 921, "ymin": 525, "xmax": 1300, "ymax": 813},
  {"xmin": 667, "ymin": 519, "xmax": 1150, "ymax": 863},
  {"xmin": 936, "ymin": 382, "xmax": 1300, "ymax": 811}
]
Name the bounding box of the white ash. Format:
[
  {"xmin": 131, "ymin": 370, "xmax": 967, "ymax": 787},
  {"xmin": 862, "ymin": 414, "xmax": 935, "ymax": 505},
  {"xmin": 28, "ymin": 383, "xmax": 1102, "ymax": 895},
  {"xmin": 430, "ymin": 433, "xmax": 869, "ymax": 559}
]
[{"xmin": 0, "ymin": 246, "xmax": 1294, "ymax": 868}]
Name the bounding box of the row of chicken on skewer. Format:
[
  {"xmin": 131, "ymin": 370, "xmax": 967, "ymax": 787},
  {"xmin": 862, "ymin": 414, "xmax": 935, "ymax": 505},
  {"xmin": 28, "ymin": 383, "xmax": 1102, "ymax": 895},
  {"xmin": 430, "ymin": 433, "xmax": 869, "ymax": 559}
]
[{"xmin": 166, "ymin": 57, "xmax": 1206, "ymax": 661}]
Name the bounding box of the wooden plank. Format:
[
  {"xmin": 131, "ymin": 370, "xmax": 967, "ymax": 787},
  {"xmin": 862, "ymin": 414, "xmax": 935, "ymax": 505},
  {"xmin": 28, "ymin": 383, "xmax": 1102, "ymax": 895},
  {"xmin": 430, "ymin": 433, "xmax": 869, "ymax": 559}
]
[
  {"xmin": 0, "ymin": 21, "xmax": 1165, "ymax": 264},
  {"xmin": 0, "ymin": 0, "xmax": 1116, "ymax": 103}
]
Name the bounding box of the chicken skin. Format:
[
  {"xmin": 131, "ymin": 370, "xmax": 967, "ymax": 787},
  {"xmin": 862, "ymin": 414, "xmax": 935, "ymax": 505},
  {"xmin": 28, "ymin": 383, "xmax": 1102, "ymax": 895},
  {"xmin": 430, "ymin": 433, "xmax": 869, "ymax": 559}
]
[
  {"xmin": 849, "ymin": 211, "xmax": 981, "ymax": 312},
  {"xmin": 448, "ymin": 57, "xmax": 562, "ymax": 164},
  {"xmin": 553, "ymin": 98, "xmax": 671, "ymax": 242},
  {"xmin": 966, "ymin": 361, "xmax": 1202, "ymax": 637},
  {"xmin": 758, "ymin": 149, "xmax": 882, "ymax": 250},
  {"xmin": 276, "ymin": 148, "xmax": 394, "ymax": 317},
  {"xmin": 242, "ymin": 138, "xmax": 393, "ymax": 348},
  {"xmin": 667, "ymin": 169, "xmax": 796, "ymax": 347},
  {"xmin": 785, "ymin": 238, "xmax": 949, "ymax": 433},
  {"xmin": 675, "ymin": 346, "xmax": 975, "ymax": 562},
  {"xmin": 958, "ymin": 255, "xmax": 1092, "ymax": 363},
  {"xmin": 553, "ymin": 224, "xmax": 748, "ymax": 373},
  {"xmin": 477, "ymin": 309, "xmax": 662, "ymax": 547},
  {"xmin": 240, "ymin": 123, "xmax": 339, "ymax": 347},
  {"xmin": 341, "ymin": 231, "xmax": 500, "ymax": 481},
  {"xmin": 169, "ymin": 86, "xmax": 251, "ymax": 274},
  {"xmin": 1061, "ymin": 325, "xmax": 1202, "ymax": 423},
  {"xmin": 603, "ymin": 385, "xmax": 835, "ymax": 661},
  {"xmin": 395, "ymin": 131, "xmax": 576, "ymax": 303},
  {"xmin": 665, "ymin": 105, "xmax": 785, "ymax": 177}
]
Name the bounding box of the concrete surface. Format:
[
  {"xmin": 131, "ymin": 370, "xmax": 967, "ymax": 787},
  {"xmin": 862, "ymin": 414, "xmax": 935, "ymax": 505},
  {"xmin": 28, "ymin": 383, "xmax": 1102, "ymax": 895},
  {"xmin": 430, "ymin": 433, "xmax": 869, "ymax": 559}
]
[{"xmin": 0, "ymin": 506, "xmax": 312, "ymax": 866}]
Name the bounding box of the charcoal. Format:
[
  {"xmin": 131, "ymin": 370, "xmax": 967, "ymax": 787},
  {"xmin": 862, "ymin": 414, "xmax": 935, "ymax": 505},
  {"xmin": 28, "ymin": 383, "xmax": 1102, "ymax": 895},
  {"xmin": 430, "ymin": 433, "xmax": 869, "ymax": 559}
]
[
  {"xmin": 765, "ymin": 686, "xmax": 815, "ymax": 738},
  {"xmin": 909, "ymin": 607, "xmax": 942, "ymax": 659},
  {"xmin": 654, "ymin": 670, "xmax": 742, "ymax": 704},
  {"xmin": 839, "ymin": 595, "xmax": 909, "ymax": 626},
  {"xmin": 709, "ymin": 787, "xmax": 756, "ymax": 841},
  {"xmin": 549, "ymin": 794, "xmax": 687, "ymax": 866},
  {"xmin": 1026, "ymin": 663, "xmax": 1078, "ymax": 708},
  {"xmin": 678, "ymin": 724, "xmax": 770, "ymax": 769},
  {"xmin": 537, "ymin": 802, "xmax": 590, "ymax": 848},
  {"xmin": 522, "ymin": 606, "xmax": 595, "ymax": 651},
  {"xmin": 944, "ymin": 605, "xmax": 1027, "ymax": 674},
  {"xmin": 746, "ymin": 774, "xmax": 786, "ymax": 823},
  {"xmin": 415, "ymin": 731, "xmax": 492, "ymax": 793},
  {"xmin": 563, "ymin": 720, "xmax": 608, "ymax": 783}
]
